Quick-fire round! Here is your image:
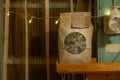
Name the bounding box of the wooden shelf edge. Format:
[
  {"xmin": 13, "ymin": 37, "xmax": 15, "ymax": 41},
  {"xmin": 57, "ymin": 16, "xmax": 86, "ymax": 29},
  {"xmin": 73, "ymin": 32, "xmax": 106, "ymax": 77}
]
[{"xmin": 56, "ymin": 62, "xmax": 120, "ymax": 74}]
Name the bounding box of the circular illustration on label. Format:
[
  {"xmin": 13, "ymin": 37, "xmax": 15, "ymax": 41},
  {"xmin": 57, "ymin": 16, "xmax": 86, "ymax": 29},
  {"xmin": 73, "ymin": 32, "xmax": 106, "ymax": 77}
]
[{"xmin": 64, "ymin": 32, "xmax": 86, "ymax": 54}]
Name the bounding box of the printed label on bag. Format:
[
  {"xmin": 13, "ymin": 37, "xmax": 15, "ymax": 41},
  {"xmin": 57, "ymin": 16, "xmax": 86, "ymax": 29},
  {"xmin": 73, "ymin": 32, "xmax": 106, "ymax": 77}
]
[
  {"xmin": 64, "ymin": 32, "xmax": 86, "ymax": 54},
  {"xmin": 71, "ymin": 13, "xmax": 91, "ymax": 28}
]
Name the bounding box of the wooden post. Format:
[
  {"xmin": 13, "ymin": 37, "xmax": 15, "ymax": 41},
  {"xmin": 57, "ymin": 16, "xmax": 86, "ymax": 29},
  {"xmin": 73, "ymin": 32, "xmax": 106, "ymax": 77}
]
[
  {"xmin": 3, "ymin": 0, "xmax": 9, "ymax": 80},
  {"xmin": 70, "ymin": 0, "xmax": 74, "ymax": 12},
  {"xmin": 45, "ymin": 0, "xmax": 50, "ymax": 80},
  {"xmin": 25, "ymin": 0, "xmax": 29, "ymax": 80}
]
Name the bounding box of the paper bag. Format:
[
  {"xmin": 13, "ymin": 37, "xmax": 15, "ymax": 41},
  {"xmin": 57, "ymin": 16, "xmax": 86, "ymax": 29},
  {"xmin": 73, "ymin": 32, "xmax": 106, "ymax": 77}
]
[{"xmin": 59, "ymin": 12, "xmax": 93, "ymax": 63}]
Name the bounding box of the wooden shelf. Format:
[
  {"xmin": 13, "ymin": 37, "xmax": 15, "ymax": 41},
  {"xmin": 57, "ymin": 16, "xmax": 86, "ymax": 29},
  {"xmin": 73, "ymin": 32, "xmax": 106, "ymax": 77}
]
[{"xmin": 56, "ymin": 62, "xmax": 120, "ymax": 74}]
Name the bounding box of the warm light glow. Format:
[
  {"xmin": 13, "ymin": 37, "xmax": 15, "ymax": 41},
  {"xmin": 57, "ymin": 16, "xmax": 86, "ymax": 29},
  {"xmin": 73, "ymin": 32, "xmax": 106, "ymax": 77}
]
[
  {"xmin": 29, "ymin": 19, "xmax": 32, "ymax": 23},
  {"xmin": 55, "ymin": 19, "xmax": 59, "ymax": 24},
  {"xmin": 7, "ymin": 11, "xmax": 10, "ymax": 16},
  {"xmin": 104, "ymin": 9, "xmax": 111, "ymax": 15},
  {"xmin": 29, "ymin": 17, "xmax": 33, "ymax": 23}
]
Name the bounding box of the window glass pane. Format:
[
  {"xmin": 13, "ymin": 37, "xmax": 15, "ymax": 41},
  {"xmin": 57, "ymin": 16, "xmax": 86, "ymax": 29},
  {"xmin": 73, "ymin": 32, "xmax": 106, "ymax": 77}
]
[
  {"xmin": 27, "ymin": 0, "xmax": 46, "ymax": 80},
  {"xmin": 8, "ymin": 0, "xmax": 46, "ymax": 80},
  {"xmin": 8, "ymin": 0, "xmax": 25, "ymax": 80},
  {"xmin": 49, "ymin": 0, "xmax": 70, "ymax": 80}
]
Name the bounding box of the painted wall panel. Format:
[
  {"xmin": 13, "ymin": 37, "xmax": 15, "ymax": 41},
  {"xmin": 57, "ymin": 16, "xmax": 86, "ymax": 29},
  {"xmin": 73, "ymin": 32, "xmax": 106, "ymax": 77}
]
[{"xmin": 98, "ymin": 0, "xmax": 120, "ymax": 62}]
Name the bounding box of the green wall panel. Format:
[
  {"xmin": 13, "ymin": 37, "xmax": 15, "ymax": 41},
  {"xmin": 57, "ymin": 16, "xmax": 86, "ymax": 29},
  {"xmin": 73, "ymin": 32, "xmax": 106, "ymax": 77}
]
[{"xmin": 97, "ymin": 0, "xmax": 120, "ymax": 62}]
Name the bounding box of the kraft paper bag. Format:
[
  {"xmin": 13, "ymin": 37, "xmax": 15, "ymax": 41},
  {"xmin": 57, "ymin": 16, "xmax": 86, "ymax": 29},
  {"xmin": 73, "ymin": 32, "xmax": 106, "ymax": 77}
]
[{"xmin": 59, "ymin": 12, "xmax": 93, "ymax": 63}]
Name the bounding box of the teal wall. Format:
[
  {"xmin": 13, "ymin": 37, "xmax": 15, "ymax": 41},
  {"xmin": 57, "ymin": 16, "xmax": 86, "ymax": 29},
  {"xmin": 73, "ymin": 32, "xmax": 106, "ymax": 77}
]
[{"xmin": 97, "ymin": 0, "xmax": 120, "ymax": 62}]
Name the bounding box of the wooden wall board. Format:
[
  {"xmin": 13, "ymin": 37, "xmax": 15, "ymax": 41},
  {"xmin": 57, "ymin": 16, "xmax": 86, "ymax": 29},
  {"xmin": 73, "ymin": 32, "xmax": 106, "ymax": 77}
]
[
  {"xmin": 3, "ymin": 0, "xmax": 10, "ymax": 80},
  {"xmin": 45, "ymin": 0, "xmax": 50, "ymax": 80}
]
